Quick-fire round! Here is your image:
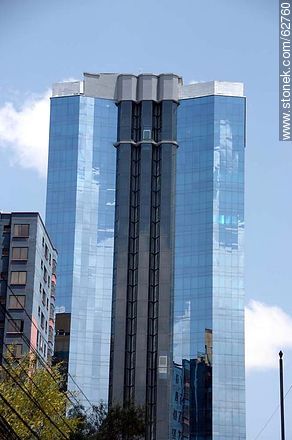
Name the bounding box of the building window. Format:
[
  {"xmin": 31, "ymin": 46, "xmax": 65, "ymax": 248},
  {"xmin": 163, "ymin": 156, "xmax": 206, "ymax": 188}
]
[
  {"xmin": 7, "ymin": 344, "xmax": 23, "ymax": 358},
  {"xmin": 43, "ymin": 267, "xmax": 47, "ymax": 283},
  {"xmin": 1, "ymin": 248, "xmax": 9, "ymax": 257},
  {"xmin": 48, "ymin": 276, "xmax": 50, "ymax": 288},
  {"xmin": 46, "ymin": 298, "xmax": 49, "ymax": 310},
  {"xmin": 10, "ymin": 271, "xmax": 27, "ymax": 285},
  {"xmin": 8, "ymin": 295, "xmax": 26, "ymax": 309},
  {"xmin": 0, "ymin": 272, "xmax": 8, "ymax": 281},
  {"xmin": 41, "ymin": 260, "xmax": 44, "ymax": 269},
  {"xmin": 143, "ymin": 129, "xmax": 151, "ymax": 140},
  {"xmin": 41, "ymin": 312, "xmax": 45, "ymax": 329},
  {"xmin": 38, "ymin": 306, "xmax": 41, "ymax": 317},
  {"xmin": 13, "ymin": 224, "xmax": 29, "ymax": 238},
  {"xmin": 11, "ymin": 247, "xmax": 28, "ymax": 261},
  {"xmin": 49, "ymin": 253, "xmax": 52, "ymax": 265},
  {"xmin": 42, "ymin": 290, "xmax": 46, "ymax": 306},
  {"xmin": 7, "ymin": 319, "xmax": 24, "ymax": 333},
  {"xmin": 3, "ymin": 225, "xmax": 11, "ymax": 234},
  {"xmin": 39, "ymin": 283, "xmax": 42, "ymax": 293},
  {"xmin": 45, "ymin": 244, "xmax": 48, "ymax": 260}
]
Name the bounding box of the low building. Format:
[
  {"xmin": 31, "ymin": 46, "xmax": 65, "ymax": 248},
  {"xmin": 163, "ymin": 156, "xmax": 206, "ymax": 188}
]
[{"xmin": 0, "ymin": 212, "xmax": 57, "ymax": 364}]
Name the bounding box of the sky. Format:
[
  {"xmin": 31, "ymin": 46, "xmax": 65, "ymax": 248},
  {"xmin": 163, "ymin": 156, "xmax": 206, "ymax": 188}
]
[{"xmin": 0, "ymin": 0, "xmax": 291, "ymax": 438}]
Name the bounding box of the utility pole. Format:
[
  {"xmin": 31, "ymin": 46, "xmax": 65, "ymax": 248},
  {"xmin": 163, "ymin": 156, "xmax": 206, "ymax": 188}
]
[{"xmin": 279, "ymin": 351, "xmax": 285, "ymax": 440}]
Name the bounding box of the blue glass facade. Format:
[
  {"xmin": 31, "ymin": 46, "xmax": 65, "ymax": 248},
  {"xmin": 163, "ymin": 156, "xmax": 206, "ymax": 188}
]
[
  {"xmin": 46, "ymin": 96, "xmax": 117, "ymax": 404},
  {"xmin": 46, "ymin": 76, "xmax": 246, "ymax": 437},
  {"xmin": 173, "ymin": 96, "xmax": 245, "ymax": 439}
]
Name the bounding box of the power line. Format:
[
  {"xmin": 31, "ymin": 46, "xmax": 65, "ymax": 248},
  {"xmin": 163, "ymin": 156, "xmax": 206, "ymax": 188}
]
[
  {"xmin": 1, "ymin": 362, "xmax": 69, "ymax": 439},
  {"xmin": 0, "ymin": 414, "xmax": 21, "ymax": 440},
  {"xmin": 3, "ymin": 342, "xmax": 76, "ymax": 436},
  {"xmin": 253, "ymin": 383, "xmax": 292, "ymax": 440},
  {"xmin": 0, "ymin": 302, "xmax": 80, "ymax": 409},
  {"xmin": 6, "ymin": 282, "xmax": 93, "ymax": 409},
  {"xmin": 0, "ymin": 389, "xmax": 41, "ymax": 440}
]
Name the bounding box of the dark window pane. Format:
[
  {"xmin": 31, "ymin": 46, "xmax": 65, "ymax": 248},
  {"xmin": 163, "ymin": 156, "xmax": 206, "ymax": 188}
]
[{"xmin": 7, "ymin": 319, "xmax": 24, "ymax": 333}]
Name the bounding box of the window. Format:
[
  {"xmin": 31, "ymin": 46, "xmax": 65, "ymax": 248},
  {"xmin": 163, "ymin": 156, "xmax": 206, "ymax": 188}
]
[
  {"xmin": 39, "ymin": 283, "xmax": 42, "ymax": 293},
  {"xmin": 42, "ymin": 290, "xmax": 46, "ymax": 306},
  {"xmin": 2, "ymin": 248, "xmax": 9, "ymax": 257},
  {"xmin": 13, "ymin": 224, "xmax": 29, "ymax": 238},
  {"xmin": 7, "ymin": 344, "xmax": 23, "ymax": 358},
  {"xmin": 46, "ymin": 298, "xmax": 49, "ymax": 310},
  {"xmin": 45, "ymin": 244, "xmax": 48, "ymax": 260},
  {"xmin": 8, "ymin": 295, "xmax": 25, "ymax": 309},
  {"xmin": 11, "ymin": 247, "xmax": 28, "ymax": 261},
  {"xmin": 49, "ymin": 253, "xmax": 52, "ymax": 265},
  {"xmin": 48, "ymin": 276, "xmax": 50, "ymax": 288},
  {"xmin": 41, "ymin": 260, "xmax": 43, "ymax": 269},
  {"xmin": 7, "ymin": 319, "xmax": 24, "ymax": 333},
  {"xmin": 45, "ymin": 321, "xmax": 47, "ymax": 333},
  {"xmin": 10, "ymin": 271, "xmax": 27, "ymax": 285},
  {"xmin": 41, "ymin": 312, "xmax": 45, "ymax": 329},
  {"xmin": 0, "ymin": 272, "xmax": 7, "ymax": 281},
  {"xmin": 3, "ymin": 225, "xmax": 11, "ymax": 233},
  {"xmin": 143, "ymin": 129, "xmax": 151, "ymax": 140},
  {"xmin": 43, "ymin": 267, "xmax": 47, "ymax": 283},
  {"xmin": 38, "ymin": 306, "xmax": 41, "ymax": 317}
]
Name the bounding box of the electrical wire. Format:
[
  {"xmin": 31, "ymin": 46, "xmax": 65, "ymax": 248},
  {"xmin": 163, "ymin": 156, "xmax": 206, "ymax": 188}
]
[
  {"xmin": 253, "ymin": 383, "xmax": 292, "ymax": 439},
  {"xmin": 0, "ymin": 389, "xmax": 41, "ymax": 440},
  {"xmin": 0, "ymin": 301, "xmax": 80, "ymax": 409},
  {"xmin": 0, "ymin": 362, "xmax": 69, "ymax": 439},
  {"xmin": 0, "ymin": 414, "xmax": 21, "ymax": 440},
  {"xmin": 6, "ymin": 282, "xmax": 94, "ymax": 409},
  {"xmin": 3, "ymin": 342, "xmax": 76, "ymax": 435}
]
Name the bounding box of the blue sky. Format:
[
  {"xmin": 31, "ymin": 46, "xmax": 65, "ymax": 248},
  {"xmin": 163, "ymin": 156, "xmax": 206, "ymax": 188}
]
[{"xmin": 0, "ymin": 0, "xmax": 291, "ymax": 438}]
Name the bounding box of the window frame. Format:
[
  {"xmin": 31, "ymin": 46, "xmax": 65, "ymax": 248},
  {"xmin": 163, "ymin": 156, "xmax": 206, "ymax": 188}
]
[
  {"xmin": 6, "ymin": 319, "xmax": 24, "ymax": 334},
  {"xmin": 10, "ymin": 271, "xmax": 27, "ymax": 286},
  {"xmin": 13, "ymin": 224, "xmax": 30, "ymax": 238},
  {"xmin": 11, "ymin": 247, "xmax": 28, "ymax": 261},
  {"xmin": 8, "ymin": 295, "xmax": 26, "ymax": 309}
]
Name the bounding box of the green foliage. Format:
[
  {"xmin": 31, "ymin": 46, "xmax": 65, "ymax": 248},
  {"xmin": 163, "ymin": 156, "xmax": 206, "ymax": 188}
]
[
  {"xmin": 0, "ymin": 352, "xmax": 79, "ymax": 439},
  {"xmin": 96, "ymin": 404, "xmax": 145, "ymax": 440},
  {"xmin": 68, "ymin": 403, "xmax": 107, "ymax": 439},
  {"xmin": 68, "ymin": 403, "xmax": 145, "ymax": 440}
]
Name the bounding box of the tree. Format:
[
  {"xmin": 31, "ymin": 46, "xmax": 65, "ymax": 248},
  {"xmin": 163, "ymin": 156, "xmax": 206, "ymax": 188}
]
[
  {"xmin": 68, "ymin": 403, "xmax": 107, "ymax": 439},
  {"xmin": 96, "ymin": 404, "xmax": 145, "ymax": 440},
  {"xmin": 68, "ymin": 403, "xmax": 145, "ymax": 440},
  {"xmin": 0, "ymin": 352, "xmax": 79, "ymax": 439}
]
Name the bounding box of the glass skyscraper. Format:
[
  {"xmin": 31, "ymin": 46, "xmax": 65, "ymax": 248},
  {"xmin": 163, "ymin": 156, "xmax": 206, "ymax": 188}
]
[
  {"xmin": 46, "ymin": 74, "xmax": 245, "ymax": 439},
  {"xmin": 46, "ymin": 90, "xmax": 117, "ymax": 403},
  {"xmin": 173, "ymin": 94, "xmax": 245, "ymax": 439}
]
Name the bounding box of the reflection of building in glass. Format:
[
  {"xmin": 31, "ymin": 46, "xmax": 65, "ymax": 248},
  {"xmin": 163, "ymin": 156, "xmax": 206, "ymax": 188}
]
[
  {"xmin": 46, "ymin": 75, "xmax": 245, "ymax": 438},
  {"xmin": 53, "ymin": 312, "xmax": 70, "ymax": 387},
  {"xmin": 172, "ymin": 330, "xmax": 213, "ymax": 440}
]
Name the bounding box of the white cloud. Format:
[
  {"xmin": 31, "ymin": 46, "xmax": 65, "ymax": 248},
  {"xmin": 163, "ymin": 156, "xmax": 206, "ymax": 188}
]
[
  {"xmin": 0, "ymin": 90, "xmax": 51, "ymax": 177},
  {"xmin": 245, "ymin": 300, "xmax": 292, "ymax": 371}
]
